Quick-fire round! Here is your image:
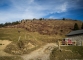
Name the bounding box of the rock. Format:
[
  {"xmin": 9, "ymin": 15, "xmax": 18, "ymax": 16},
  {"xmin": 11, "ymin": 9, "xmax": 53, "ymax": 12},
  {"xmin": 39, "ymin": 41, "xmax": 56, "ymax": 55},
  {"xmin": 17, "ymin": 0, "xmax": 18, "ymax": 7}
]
[{"xmin": 27, "ymin": 42, "xmax": 35, "ymax": 49}]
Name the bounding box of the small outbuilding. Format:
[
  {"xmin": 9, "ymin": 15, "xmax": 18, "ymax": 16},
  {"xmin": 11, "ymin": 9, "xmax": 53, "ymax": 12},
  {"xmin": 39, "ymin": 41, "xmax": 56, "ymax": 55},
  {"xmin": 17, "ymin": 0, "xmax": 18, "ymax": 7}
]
[{"xmin": 65, "ymin": 29, "xmax": 83, "ymax": 46}]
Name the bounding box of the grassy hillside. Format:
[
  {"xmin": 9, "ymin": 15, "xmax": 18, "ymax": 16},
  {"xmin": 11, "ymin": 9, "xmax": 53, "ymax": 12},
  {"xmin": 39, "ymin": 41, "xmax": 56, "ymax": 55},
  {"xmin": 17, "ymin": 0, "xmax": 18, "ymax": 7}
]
[
  {"xmin": 17, "ymin": 19, "xmax": 83, "ymax": 35},
  {"xmin": 3, "ymin": 19, "xmax": 83, "ymax": 39},
  {"xmin": 0, "ymin": 28, "xmax": 62, "ymax": 43},
  {"xmin": 50, "ymin": 46, "xmax": 83, "ymax": 60},
  {"xmin": 0, "ymin": 28, "xmax": 60, "ymax": 55}
]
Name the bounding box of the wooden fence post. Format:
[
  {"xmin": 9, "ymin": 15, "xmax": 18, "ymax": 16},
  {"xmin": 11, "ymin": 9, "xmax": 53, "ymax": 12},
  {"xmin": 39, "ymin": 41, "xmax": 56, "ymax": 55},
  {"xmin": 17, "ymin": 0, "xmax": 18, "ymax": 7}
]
[
  {"xmin": 18, "ymin": 36, "xmax": 21, "ymax": 41},
  {"xmin": 58, "ymin": 40, "xmax": 61, "ymax": 50},
  {"xmin": 75, "ymin": 40, "xmax": 76, "ymax": 46},
  {"xmin": 81, "ymin": 41, "xmax": 83, "ymax": 46}
]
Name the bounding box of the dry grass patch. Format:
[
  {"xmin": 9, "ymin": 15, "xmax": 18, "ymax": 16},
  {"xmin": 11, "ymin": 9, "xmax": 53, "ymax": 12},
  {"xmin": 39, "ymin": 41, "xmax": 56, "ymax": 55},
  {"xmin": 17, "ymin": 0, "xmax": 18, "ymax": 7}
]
[
  {"xmin": 50, "ymin": 46, "xmax": 83, "ymax": 60},
  {"xmin": 0, "ymin": 56, "xmax": 23, "ymax": 60}
]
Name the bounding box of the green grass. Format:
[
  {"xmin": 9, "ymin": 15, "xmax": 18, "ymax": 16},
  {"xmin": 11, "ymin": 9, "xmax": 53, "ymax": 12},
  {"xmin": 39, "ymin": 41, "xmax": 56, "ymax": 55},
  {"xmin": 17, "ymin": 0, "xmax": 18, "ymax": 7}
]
[
  {"xmin": 50, "ymin": 46, "xmax": 83, "ymax": 60},
  {"xmin": 61, "ymin": 46, "xmax": 83, "ymax": 57},
  {"xmin": 0, "ymin": 28, "xmax": 61, "ymax": 43},
  {"xmin": 0, "ymin": 28, "xmax": 27, "ymax": 42},
  {"xmin": 0, "ymin": 56, "xmax": 23, "ymax": 60}
]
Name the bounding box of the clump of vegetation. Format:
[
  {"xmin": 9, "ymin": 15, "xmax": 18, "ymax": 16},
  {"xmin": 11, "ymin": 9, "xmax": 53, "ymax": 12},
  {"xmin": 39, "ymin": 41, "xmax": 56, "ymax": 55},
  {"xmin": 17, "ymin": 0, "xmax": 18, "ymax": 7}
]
[
  {"xmin": 0, "ymin": 43, "xmax": 2, "ymax": 45},
  {"xmin": 50, "ymin": 46, "xmax": 83, "ymax": 60},
  {"xmin": 39, "ymin": 18, "xmax": 43, "ymax": 21}
]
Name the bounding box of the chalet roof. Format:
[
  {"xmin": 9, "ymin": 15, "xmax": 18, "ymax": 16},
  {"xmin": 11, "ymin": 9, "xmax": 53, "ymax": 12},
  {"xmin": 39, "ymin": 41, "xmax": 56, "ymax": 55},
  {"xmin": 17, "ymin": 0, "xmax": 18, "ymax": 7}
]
[{"xmin": 66, "ymin": 29, "xmax": 83, "ymax": 36}]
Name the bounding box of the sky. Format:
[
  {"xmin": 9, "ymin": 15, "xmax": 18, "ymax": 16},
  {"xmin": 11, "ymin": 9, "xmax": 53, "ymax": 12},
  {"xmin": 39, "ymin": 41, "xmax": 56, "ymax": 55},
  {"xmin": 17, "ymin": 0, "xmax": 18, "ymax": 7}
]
[{"xmin": 0, "ymin": 0, "xmax": 83, "ymax": 23}]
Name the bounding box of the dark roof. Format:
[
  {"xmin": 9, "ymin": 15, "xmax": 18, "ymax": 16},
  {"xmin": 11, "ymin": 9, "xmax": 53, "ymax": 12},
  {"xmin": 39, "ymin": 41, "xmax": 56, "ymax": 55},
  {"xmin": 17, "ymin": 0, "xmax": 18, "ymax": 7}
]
[{"xmin": 66, "ymin": 29, "xmax": 83, "ymax": 36}]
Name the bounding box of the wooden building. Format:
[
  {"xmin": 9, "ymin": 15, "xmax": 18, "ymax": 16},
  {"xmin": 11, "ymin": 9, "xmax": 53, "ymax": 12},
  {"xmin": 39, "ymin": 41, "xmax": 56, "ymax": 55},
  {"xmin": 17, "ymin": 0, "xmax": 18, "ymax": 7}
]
[{"xmin": 65, "ymin": 29, "xmax": 83, "ymax": 46}]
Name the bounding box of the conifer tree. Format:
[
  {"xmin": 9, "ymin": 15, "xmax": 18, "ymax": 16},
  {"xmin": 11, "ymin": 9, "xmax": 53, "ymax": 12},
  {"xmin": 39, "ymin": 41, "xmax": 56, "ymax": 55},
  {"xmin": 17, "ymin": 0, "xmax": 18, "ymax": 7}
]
[
  {"xmin": 81, "ymin": 23, "xmax": 83, "ymax": 29},
  {"xmin": 73, "ymin": 23, "xmax": 79, "ymax": 30}
]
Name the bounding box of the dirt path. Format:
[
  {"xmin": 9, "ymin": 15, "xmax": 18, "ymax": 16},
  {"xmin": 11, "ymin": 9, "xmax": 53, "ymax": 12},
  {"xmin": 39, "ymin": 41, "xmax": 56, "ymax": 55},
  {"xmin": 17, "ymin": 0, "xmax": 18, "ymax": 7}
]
[
  {"xmin": 0, "ymin": 40, "xmax": 12, "ymax": 56},
  {"xmin": 21, "ymin": 43, "xmax": 58, "ymax": 60}
]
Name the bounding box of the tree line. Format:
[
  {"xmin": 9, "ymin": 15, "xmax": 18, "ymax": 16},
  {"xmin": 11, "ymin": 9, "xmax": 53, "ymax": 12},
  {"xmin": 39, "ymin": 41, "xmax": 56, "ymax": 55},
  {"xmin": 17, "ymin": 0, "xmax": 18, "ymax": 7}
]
[{"xmin": 0, "ymin": 21, "xmax": 20, "ymax": 28}]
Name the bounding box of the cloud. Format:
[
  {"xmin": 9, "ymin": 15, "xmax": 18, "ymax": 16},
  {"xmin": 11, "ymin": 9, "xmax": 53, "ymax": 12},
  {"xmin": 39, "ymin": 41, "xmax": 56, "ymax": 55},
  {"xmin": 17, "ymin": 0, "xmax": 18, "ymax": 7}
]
[
  {"xmin": 0, "ymin": 0, "xmax": 82, "ymax": 23},
  {"xmin": 49, "ymin": 2, "xmax": 68, "ymax": 14}
]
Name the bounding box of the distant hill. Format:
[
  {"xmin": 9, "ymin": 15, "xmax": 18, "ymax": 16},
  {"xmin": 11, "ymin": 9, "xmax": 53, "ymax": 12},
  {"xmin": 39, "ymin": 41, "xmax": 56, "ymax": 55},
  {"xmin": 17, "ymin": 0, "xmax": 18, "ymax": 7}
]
[{"xmin": 5, "ymin": 19, "xmax": 83, "ymax": 36}]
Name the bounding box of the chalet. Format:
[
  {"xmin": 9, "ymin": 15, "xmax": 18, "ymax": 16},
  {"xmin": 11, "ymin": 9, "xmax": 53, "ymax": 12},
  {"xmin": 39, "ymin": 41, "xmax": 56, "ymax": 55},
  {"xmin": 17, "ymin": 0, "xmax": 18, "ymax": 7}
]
[{"xmin": 64, "ymin": 29, "xmax": 83, "ymax": 46}]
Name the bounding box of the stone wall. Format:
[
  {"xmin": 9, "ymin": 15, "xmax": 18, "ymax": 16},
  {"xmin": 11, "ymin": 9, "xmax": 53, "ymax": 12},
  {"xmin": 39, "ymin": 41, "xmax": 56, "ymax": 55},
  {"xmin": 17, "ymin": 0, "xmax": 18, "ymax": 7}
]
[{"xmin": 65, "ymin": 34, "xmax": 83, "ymax": 46}]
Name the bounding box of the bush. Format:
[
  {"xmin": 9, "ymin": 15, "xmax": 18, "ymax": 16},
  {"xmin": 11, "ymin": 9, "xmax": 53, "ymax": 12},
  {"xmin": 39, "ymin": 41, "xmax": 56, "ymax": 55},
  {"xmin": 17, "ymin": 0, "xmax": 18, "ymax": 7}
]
[
  {"xmin": 0, "ymin": 43, "xmax": 2, "ymax": 45},
  {"xmin": 62, "ymin": 18, "xmax": 65, "ymax": 20}
]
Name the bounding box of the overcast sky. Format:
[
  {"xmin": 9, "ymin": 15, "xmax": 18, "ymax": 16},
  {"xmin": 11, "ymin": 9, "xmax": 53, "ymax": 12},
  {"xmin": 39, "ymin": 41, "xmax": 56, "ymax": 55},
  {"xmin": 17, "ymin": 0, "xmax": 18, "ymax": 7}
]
[{"xmin": 0, "ymin": 0, "xmax": 83, "ymax": 23}]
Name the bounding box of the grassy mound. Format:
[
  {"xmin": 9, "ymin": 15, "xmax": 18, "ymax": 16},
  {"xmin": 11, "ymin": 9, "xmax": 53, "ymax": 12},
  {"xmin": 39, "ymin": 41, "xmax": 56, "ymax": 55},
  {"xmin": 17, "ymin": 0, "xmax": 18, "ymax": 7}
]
[
  {"xmin": 50, "ymin": 46, "xmax": 83, "ymax": 60},
  {"xmin": 4, "ymin": 39, "xmax": 44, "ymax": 55}
]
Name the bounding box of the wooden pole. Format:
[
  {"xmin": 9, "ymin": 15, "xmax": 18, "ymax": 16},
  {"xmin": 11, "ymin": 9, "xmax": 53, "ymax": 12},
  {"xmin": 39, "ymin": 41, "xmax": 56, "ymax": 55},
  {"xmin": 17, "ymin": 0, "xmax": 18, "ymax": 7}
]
[
  {"xmin": 18, "ymin": 36, "xmax": 21, "ymax": 41},
  {"xmin": 81, "ymin": 41, "xmax": 83, "ymax": 46},
  {"xmin": 58, "ymin": 40, "xmax": 61, "ymax": 50},
  {"xmin": 82, "ymin": 41, "xmax": 83, "ymax": 46},
  {"xmin": 67, "ymin": 40, "xmax": 68, "ymax": 45},
  {"xmin": 75, "ymin": 40, "xmax": 76, "ymax": 46},
  {"xmin": 18, "ymin": 30, "xmax": 21, "ymax": 41}
]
